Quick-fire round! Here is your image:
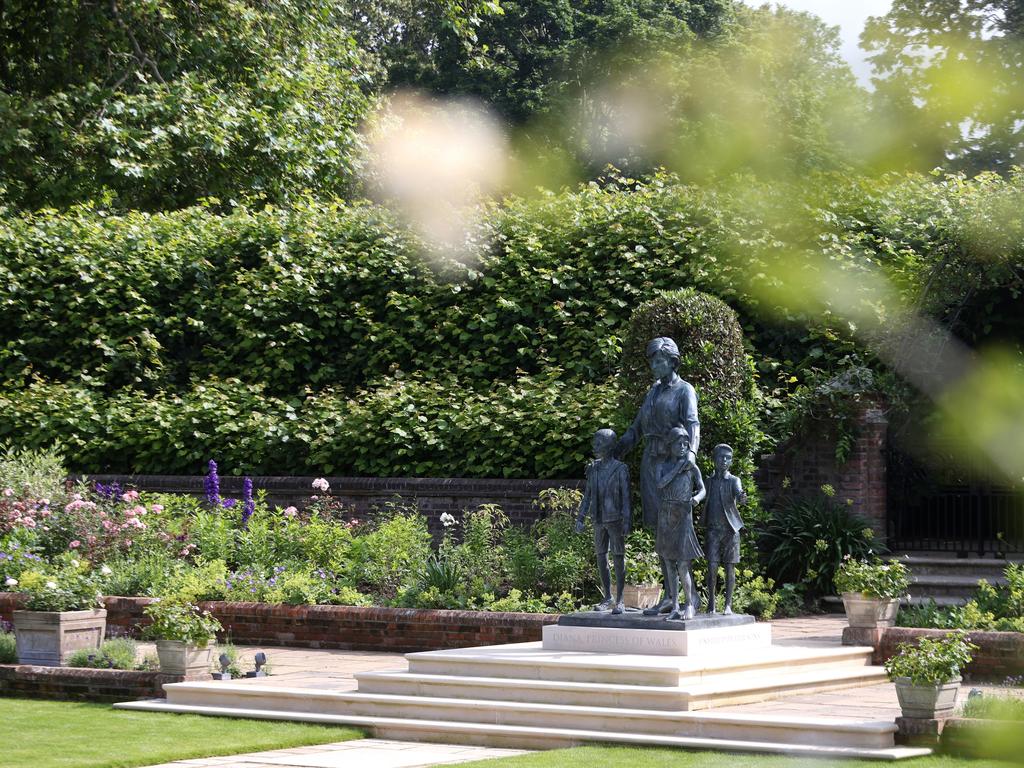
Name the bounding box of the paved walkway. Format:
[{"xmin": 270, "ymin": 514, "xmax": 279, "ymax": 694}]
[{"xmin": 141, "ymin": 740, "xmax": 528, "ymax": 768}]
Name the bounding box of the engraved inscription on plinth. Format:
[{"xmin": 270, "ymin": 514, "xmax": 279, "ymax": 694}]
[{"xmin": 541, "ymin": 622, "xmax": 772, "ymax": 657}]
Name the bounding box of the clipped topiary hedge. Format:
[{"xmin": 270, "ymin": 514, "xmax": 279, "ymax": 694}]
[{"xmin": 619, "ymin": 288, "xmax": 764, "ymax": 474}]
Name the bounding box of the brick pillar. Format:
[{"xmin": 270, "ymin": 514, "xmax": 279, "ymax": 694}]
[
  {"xmin": 755, "ymin": 399, "xmax": 889, "ymax": 542},
  {"xmin": 838, "ymin": 403, "xmax": 888, "ymax": 542}
]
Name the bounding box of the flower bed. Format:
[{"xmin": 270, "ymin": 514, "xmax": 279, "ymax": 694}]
[{"xmin": 1, "ymin": 593, "xmax": 558, "ymax": 653}]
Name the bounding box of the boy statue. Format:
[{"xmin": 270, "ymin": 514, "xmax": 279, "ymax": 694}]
[
  {"xmin": 575, "ymin": 428, "xmax": 631, "ymax": 615},
  {"xmin": 702, "ymin": 443, "xmax": 748, "ymax": 614},
  {"xmin": 645, "ymin": 427, "xmax": 706, "ymax": 620}
]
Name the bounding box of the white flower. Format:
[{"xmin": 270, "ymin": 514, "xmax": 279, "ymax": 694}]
[
  {"xmin": 4, "ymin": 577, "xmax": 17, "ymax": 587},
  {"xmin": 283, "ymin": 506, "xmax": 298, "ymax": 518},
  {"xmin": 70, "ymin": 559, "xmax": 80, "ymax": 568},
  {"xmin": 100, "ymin": 565, "xmax": 112, "ymax": 576},
  {"xmin": 440, "ymin": 512, "xmax": 457, "ymax": 528},
  {"xmin": 45, "ymin": 580, "xmax": 57, "ymax": 589},
  {"xmin": 2, "ymin": 488, "xmax": 13, "ymax": 497},
  {"xmin": 312, "ymin": 477, "xmax": 330, "ymax": 492}
]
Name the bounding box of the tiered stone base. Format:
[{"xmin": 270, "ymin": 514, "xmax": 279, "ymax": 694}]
[{"xmin": 117, "ymin": 623, "xmax": 930, "ymax": 759}]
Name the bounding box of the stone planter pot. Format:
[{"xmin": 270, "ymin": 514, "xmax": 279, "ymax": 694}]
[
  {"xmin": 12, "ymin": 608, "xmax": 107, "ymax": 666},
  {"xmin": 893, "ymin": 676, "xmax": 961, "ymax": 719},
  {"xmin": 623, "ymin": 583, "xmax": 661, "ymax": 610},
  {"xmin": 155, "ymin": 639, "xmax": 214, "ymax": 678},
  {"xmin": 841, "ymin": 592, "xmax": 900, "ymax": 628}
]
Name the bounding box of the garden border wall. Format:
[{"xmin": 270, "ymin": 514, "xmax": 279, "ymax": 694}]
[
  {"xmin": 82, "ymin": 474, "xmax": 584, "ymax": 534},
  {"xmin": 0, "ymin": 664, "xmax": 181, "ymax": 702},
  {"xmin": 1, "ymin": 594, "xmax": 559, "ymax": 653},
  {"xmin": 843, "ymin": 625, "xmax": 1024, "ymax": 680}
]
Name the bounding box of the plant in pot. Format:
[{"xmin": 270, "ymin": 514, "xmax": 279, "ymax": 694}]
[
  {"xmin": 143, "ymin": 597, "xmax": 222, "ymax": 677},
  {"xmin": 11, "ymin": 556, "xmax": 106, "ymax": 666},
  {"xmin": 834, "ymin": 556, "xmax": 910, "ymax": 628},
  {"xmin": 624, "ymin": 529, "xmax": 662, "ymax": 609},
  {"xmin": 884, "ymin": 630, "xmax": 978, "ymax": 719}
]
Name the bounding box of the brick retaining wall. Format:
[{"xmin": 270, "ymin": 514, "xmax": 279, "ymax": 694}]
[
  {"xmin": 83, "ymin": 475, "xmax": 583, "ymax": 535},
  {"xmin": 843, "ymin": 625, "xmax": 1024, "ymax": 680},
  {"xmin": 0, "ymin": 664, "xmax": 181, "ymax": 702},
  {"xmin": 1, "ymin": 593, "xmax": 559, "ymax": 653}
]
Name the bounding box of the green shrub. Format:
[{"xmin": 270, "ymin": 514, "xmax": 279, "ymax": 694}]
[
  {"xmin": 834, "ymin": 557, "xmax": 910, "ymax": 600},
  {"xmin": 0, "ymin": 446, "xmax": 67, "ymax": 503},
  {"xmin": 962, "ymin": 694, "xmax": 1024, "ymax": 721},
  {"xmin": 68, "ymin": 638, "xmax": 138, "ymax": 670},
  {"xmin": 143, "ymin": 598, "xmax": 222, "ymax": 644},
  {"xmin": 100, "ymin": 553, "xmax": 182, "ymax": 598},
  {"xmin": 166, "ymin": 560, "xmax": 229, "ymax": 602},
  {"xmin": 757, "ymin": 493, "xmax": 878, "ymax": 597},
  {"xmin": 0, "ymin": 630, "xmax": 16, "ymax": 663},
  {"xmin": 351, "ymin": 507, "xmax": 432, "ymax": 599},
  {"xmin": 532, "ymin": 489, "xmax": 597, "ymax": 599},
  {"xmin": 884, "ymin": 630, "xmax": 978, "ymax": 686}
]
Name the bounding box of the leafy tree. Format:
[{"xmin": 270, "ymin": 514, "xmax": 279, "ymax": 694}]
[
  {"xmin": 862, "ymin": 0, "xmax": 1024, "ymax": 173},
  {"xmin": 362, "ymin": 0, "xmax": 735, "ymax": 125},
  {"xmin": 0, "ymin": 0, "xmax": 375, "ymax": 211}
]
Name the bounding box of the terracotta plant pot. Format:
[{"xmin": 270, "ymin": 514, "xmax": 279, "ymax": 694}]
[
  {"xmin": 155, "ymin": 639, "xmax": 214, "ymax": 678},
  {"xmin": 623, "ymin": 583, "xmax": 661, "ymax": 610},
  {"xmin": 893, "ymin": 676, "xmax": 961, "ymax": 718},
  {"xmin": 12, "ymin": 609, "xmax": 107, "ymax": 666},
  {"xmin": 841, "ymin": 592, "xmax": 900, "ymax": 628}
]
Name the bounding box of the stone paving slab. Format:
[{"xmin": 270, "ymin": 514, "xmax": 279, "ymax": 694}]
[{"xmin": 139, "ymin": 739, "xmax": 529, "ymax": 768}]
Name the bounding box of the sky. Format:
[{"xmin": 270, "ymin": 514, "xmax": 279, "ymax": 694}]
[{"xmin": 741, "ymin": 1, "xmax": 894, "ymax": 85}]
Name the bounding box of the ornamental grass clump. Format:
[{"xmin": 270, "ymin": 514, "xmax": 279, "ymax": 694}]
[
  {"xmin": 884, "ymin": 630, "xmax": 978, "ymax": 686},
  {"xmin": 143, "ymin": 598, "xmax": 222, "ymax": 645},
  {"xmin": 834, "ymin": 557, "xmax": 910, "ymax": 600}
]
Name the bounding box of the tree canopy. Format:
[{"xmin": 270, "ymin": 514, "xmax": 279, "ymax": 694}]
[{"xmin": 863, "ymin": 0, "xmax": 1024, "ymax": 173}]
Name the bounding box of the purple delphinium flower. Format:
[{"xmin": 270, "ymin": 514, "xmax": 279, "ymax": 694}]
[
  {"xmin": 204, "ymin": 460, "xmax": 221, "ymax": 507},
  {"xmin": 222, "ymin": 498, "xmax": 238, "ymax": 509},
  {"xmin": 241, "ymin": 477, "xmax": 254, "ymax": 528}
]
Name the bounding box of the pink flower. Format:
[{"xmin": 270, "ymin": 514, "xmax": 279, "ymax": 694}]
[
  {"xmin": 86, "ymin": 535, "xmax": 97, "ymax": 545},
  {"xmin": 23, "ymin": 518, "xmax": 36, "ymax": 529},
  {"xmin": 124, "ymin": 538, "xmax": 133, "ymax": 546},
  {"xmin": 69, "ymin": 540, "xmax": 81, "ymax": 549},
  {"xmin": 131, "ymin": 505, "xmax": 147, "ymax": 516},
  {"xmin": 151, "ymin": 504, "xmax": 164, "ymax": 513},
  {"xmin": 2, "ymin": 488, "xmax": 12, "ymax": 497},
  {"xmin": 283, "ymin": 506, "xmax": 298, "ymax": 518},
  {"xmin": 121, "ymin": 490, "xmax": 140, "ymax": 502},
  {"xmin": 102, "ymin": 519, "xmax": 115, "ymax": 531}
]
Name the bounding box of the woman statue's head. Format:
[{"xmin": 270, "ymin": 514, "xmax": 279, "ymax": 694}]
[{"xmin": 646, "ymin": 337, "xmax": 679, "ymax": 380}]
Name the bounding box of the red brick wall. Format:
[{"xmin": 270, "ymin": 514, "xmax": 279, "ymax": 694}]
[
  {"xmin": 756, "ymin": 401, "xmax": 888, "ymax": 540},
  {"xmin": 2, "ymin": 593, "xmax": 558, "ymax": 653},
  {"xmin": 843, "ymin": 625, "xmax": 1024, "ymax": 680},
  {"xmin": 82, "ymin": 475, "xmax": 583, "ymax": 536},
  {"xmin": 0, "ymin": 664, "xmax": 181, "ymax": 702}
]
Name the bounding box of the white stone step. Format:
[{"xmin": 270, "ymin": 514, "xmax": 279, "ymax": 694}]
[
  {"xmin": 404, "ymin": 641, "xmax": 877, "ymax": 687},
  {"xmin": 355, "ymin": 663, "xmax": 887, "ymax": 711},
  {"xmin": 113, "ymin": 699, "xmax": 931, "ymax": 760},
  {"xmin": 162, "ymin": 678, "xmax": 890, "ymax": 743}
]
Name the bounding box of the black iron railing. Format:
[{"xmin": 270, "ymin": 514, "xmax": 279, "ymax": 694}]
[{"xmin": 887, "ymin": 444, "xmax": 1024, "ymax": 555}]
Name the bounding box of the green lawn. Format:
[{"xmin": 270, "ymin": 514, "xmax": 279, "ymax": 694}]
[
  {"xmin": 1, "ymin": 698, "xmax": 363, "ymax": 768},
  {"xmin": 457, "ymin": 745, "xmax": 1015, "ymax": 768}
]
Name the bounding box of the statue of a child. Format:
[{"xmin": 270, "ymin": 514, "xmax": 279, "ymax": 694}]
[
  {"xmin": 645, "ymin": 427, "xmax": 706, "ymax": 620},
  {"xmin": 702, "ymin": 443, "xmax": 748, "ymax": 614},
  {"xmin": 575, "ymin": 428, "xmax": 631, "ymax": 614}
]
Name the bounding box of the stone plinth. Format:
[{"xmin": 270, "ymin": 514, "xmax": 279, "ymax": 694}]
[
  {"xmin": 543, "ymin": 618, "xmax": 771, "ymax": 657},
  {"xmin": 557, "ymin": 611, "xmax": 755, "ymax": 631}
]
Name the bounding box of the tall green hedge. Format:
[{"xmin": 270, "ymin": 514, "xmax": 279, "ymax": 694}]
[
  {"xmin": 0, "ymin": 374, "xmax": 622, "ymax": 477},
  {"xmin": 2, "ymin": 171, "xmax": 1022, "ymax": 475}
]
